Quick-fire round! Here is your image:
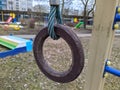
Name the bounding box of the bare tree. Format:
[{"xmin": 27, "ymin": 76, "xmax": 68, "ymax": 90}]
[
  {"xmin": 33, "ymin": 5, "xmax": 42, "ymax": 12},
  {"xmin": 33, "ymin": 4, "xmax": 49, "ymax": 13},
  {"xmin": 61, "ymin": 0, "xmax": 73, "ymax": 15},
  {"xmin": 81, "ymin": 0, "xmax": 96, "ymax": 29},
  {"xmin": 61, "ymin": 0, "xmax": 65, "ymax": 15}
]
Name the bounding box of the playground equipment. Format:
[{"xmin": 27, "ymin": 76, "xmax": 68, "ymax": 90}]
[
  {"xmin": 73, "ymin": 17, "xmax": 78, "ymax": 23},
  {"xmin": 113, "ymin": 7, "xmax": 120, "ymax": 29},
  {"xmin": 8, "ymin": 24, "xmax": 21, "ymax": 30},
  {"xmin": 6, "ymin": 16, "xmax": 13, "ymax": 23},
  {"xmin": 10, "ymin": 13, "xmax": 16, "ymax": 22},
  {"xmin": 0, "ymin": 17, "xmax": 12, "ymax": 24},
  {"xmin": 3, "ymin": 24, "xmax": 21, "ymax": 31},
  {"xmin": 0, "ymin": 35, "xmax": 33, "ymax": 58},
  {"xmin": 75, "ymin": 21, "xmax": 84, "ymax": 29},
  {"xmin": 103, "ymin": 7, "xmax": 120, "ymax": 77},
  {"xmin": 84, "ymin": 1, "xmax": 120, "ymax": 90},
  {"xmin": 33, "ymin": 0, "xmax": 84, "ymax": 83},
  {"xmin": 0, "ymin": 13, "xmax": 16, "ymax": 24},
  {"xmin": 5, "ymin": 13, "xmax": 21, "ymax": 30},
  {"xmin": 0, "ymin": 13, "xmax": 22, "ymax": 30},
  {"xmin": 33, "ymin": 0, "xmax": 120, "ymax": 90},
  {"xmin": 104, "ymin": 60, "xmax": 120, "ymax": 77},
  {"xmin": 33, "ymin": 25, "xmax": 84, "ymax": 83}
]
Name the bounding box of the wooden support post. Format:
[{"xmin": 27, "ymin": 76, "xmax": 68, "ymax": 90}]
[
  {"xmin": 1, "ymin": 11, "xmax": 4, "ymax": 21},
  {"xmin": 84, "ymin": 0, "xmax": 119, "ymax": 90}
]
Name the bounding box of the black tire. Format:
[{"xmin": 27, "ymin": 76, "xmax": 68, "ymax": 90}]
[{"xmin": 33, "ymin": 24, "xmax": 84, "ymax": 83}]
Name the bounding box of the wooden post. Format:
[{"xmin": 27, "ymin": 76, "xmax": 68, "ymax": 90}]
[
  {"xmin": 1, "ymin": 11, "xmax": 4, "ymax": 21},
  {"xmin": 84, "ymin": 0, "xmax": 119, "ymax": 90}
]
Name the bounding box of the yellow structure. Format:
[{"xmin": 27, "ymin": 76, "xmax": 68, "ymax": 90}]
[
  {"xmin": 9, "ymin": 24, "xmax": 20, "ymax": 30},
  {"xmin": 10, "ymin": 13, "xmax": 15, "ymax": 18},
  {"xmin": 74, "ymin": 18, "xmax": 78, "ymax": 23}
]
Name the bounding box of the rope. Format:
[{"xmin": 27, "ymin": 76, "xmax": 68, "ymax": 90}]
[{"xmin": 48, "ymin": 5, "xmax": 63, "ymax": 40}]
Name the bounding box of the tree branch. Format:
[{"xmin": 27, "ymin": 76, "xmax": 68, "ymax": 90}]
[
  {"xmin": 81, "ymin": 0, "xmax": 86, "ymax": 6},
  {"xmin": 87, "ymin": 0, "xmax": 96, "ymax": 16}
]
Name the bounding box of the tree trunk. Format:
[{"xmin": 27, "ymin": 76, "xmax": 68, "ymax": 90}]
[
  {"xmin": 83, "ymin": 7, "xmax": 87, "ymax": 29},
  {"xmin": 61, "ymin": 0, "xmax": 64, "ymax": 15}
]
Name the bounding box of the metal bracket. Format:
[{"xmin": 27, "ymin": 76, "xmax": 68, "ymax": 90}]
[{"xmin": 50, "ymin": 0, "xmax": 60, "ymax": 5}]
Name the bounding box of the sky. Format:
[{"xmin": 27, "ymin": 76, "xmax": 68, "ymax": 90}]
[
  {"xmin": 32, "ymin": 0, "xmax": 91, "ymax": 15},
  {"xmin": 33, "ymin": 0, "xmax": 94, "ymax": 9},
  {"xmin": 33, "ymin": 0, "xmax": 83, "ymax": 10},
  {"xmin": 33, "ymin": 0, "xmax": 49, "ymax": 6}
]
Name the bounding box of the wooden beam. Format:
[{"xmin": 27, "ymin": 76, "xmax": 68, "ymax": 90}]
[
  {"xmin": 1, "ymin": 11, "xmax": 4, "ymax": 21},
  {"xmin": 84, "ymin": 0, "xmax": 119, "ymax": 90}
]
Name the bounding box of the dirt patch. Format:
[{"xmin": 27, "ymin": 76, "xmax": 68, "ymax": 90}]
[{"xmin": 0, "ymin": 25, "xmax": 42, "ymax": 35}]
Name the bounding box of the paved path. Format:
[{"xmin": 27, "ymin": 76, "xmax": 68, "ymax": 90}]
[
  {"xmin": 13, "ymin": 33, "xmax": 120, "ymax": 39},
  {"xmin": 14, "ymin": 34, "xmax": 91, "ymax": 39}
]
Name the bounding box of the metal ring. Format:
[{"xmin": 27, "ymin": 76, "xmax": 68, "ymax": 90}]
[{"xmin": 33, "ymin": 24, "xmax": 84, "ymax": 83}]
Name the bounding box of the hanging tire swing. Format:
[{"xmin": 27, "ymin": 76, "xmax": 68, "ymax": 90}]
[
  {"xmin": 33, "ymin": 0, "xmax": 84, "ymax": 83},
  {"xmin": 33, "ymin": 25, "xmax": 84, "ymax": 83}
]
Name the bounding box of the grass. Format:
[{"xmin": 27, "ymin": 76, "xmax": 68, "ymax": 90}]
[{"xmin": 0, "ymin": 37, "xmax": 87, "ymax": 90}]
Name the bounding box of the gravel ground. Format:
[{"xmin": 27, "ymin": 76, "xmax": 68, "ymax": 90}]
[{"xmin": 0, "ymin": 26, "xmax": 120, "ymax": 90}]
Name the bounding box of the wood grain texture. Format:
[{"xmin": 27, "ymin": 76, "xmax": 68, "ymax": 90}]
[{"xmin": 84, "ymin": 0, "xmax": 119, "ymax": 90}]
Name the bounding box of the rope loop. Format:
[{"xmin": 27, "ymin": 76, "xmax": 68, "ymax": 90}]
[{"xmin": 48, "ymin": 5, "xmax": 63, "ymax": 40}]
